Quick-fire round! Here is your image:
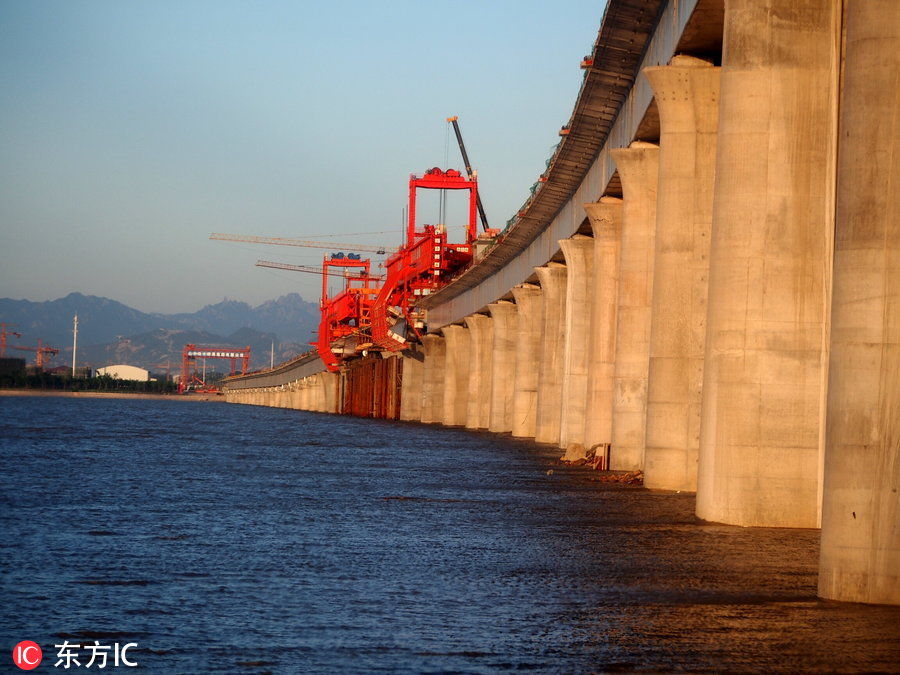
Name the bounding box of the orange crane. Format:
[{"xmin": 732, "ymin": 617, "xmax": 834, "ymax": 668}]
[
  {"xmin": 10, "ymin": 339, "xmax": 59, "ymax": 368},
  {"xmin": 210, "ymin": 233, "xmax": 389, "ymax": 255},
  {"xmin": 1, "ymin": 323, "xmax": 22, "ymax": 357}
]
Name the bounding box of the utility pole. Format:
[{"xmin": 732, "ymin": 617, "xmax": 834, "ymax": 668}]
[
  {"xmin": 72, "ymin": 314, "xmax": 78, "ymax": 377},
  {"xmin": 270, "ymin": 341, "xmax": 275, "ymax": 369}
]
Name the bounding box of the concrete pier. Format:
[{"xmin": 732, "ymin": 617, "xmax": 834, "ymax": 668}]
[
  {"xmin": 609, "ymin": 142, "xmax": 659, "ymax": 471},
  {"xmin": 286, "ymin": 382, "xmax": 297, "ymax": 409},
  {"xmin": 696, "ymin": 0, "xmax": 838, "ymax": 528},
  {"xmin": 301, "ymin": 381, "xmax": 311, "ymax": 411},
  {"xmin": 583, "ymin": 198, "xmax": 623, "ymax": 455},
  {"xmin": 534, "ymin": 263, "xmax": 568, "ymax": 445},
  {"xmin": 559, "ymin": 235, "xmax": 595, "ymax": 457},
  {"xmin": 303, "ymin": 378, "xmax": 314, "ymax": 411},
  {"xmin": 442, "ymin": 325, "xmax": 470, "ymax": 427},
  {"xmin": 464, "ymin": 314, "xmax": 493, "ymax": 429},
  {"xmin": 510, "ymin": 284, "xmax": 543, "ymax": 439},
  {"xmin": 488, "ymin": 301, "xmax": 517, "ymax": 433},
  {"xmin": 313, "ymin": 373, "xmax": 325, "ymax": 412},
  {"xmin": 420, "ymin": 334, "xmax": 446, "ymax": 424},
  {"xmin": 818, "ymin": 0, "xmax": 899, "ymax": 606},
  {"xmin": 643, "ymin": 56, "xmax": 720, "ymax": 491},
  {"xmin": 400, "ymin": 354, "xmax": 423, "ymax": 421},
  {"xmin": 323, "ymin": 371, "xmax": 338, "ymax": 414},
  {"xmin": 302, "ymin": 373, "xmax": 319, "ymax": 412},
  {"xmin": 218, "ymin": 0, "xmax": 900, "ymax": 609}
]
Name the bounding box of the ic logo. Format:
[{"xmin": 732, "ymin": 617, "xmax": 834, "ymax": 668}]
[{"xmin": 12, "ymin": 641, "xmax": 42, "ymax": 670}]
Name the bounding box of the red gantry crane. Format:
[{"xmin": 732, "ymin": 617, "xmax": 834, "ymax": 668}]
[
  {"xmin": 256, "ymin": 256, "xmax": 382, "ymax": 372},
  {"xmin": 367, "ymin": 116, "xmax": 490, "ymax": 350},
  {"xmin": 179, "ymin": 344, "xmax": 251, "ymax": 394},
  {"xmin": 210, "ymin": 116, "xmax": 489, "ymax": 360},
  {"xmin": 213, "ymin": 232, "xmax": 394, "ymax": 371},
  {"xmin": 369, "ymin": 166, "xmax": 479, "ymax": 350},
  {"xmin": 314, "ymin": 254, "xmax": 381, "ymax": 371}
]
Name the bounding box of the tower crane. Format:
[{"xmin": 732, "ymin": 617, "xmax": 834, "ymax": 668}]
[
  {"xmin": 10, "ymin": 339, "xmax": 59, "ymax": 369},
  {"xmin": 1, "ymin": 323, "xmax": 22, "ymax": 357},
  {"xmin": 210, "ymin": 233, "xmax": 389, "ymax": 255}
]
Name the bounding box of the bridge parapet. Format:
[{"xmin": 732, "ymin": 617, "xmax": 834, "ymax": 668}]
[{"xmin": 222, "ymin": 352, "xmax": 325, "ymax": 390}]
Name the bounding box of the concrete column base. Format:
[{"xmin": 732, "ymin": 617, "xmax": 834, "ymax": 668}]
[
  {"xmin": 609, "ymin": 142, "xmax": 659, "ymax": 471},
  {"xmin": 511, "ymin": 284, "xmax": 543, "ymax": 439}
]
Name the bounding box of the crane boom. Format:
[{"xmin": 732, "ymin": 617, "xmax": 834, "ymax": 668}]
[
  {"xmin": 255, "ymin": 259, "xmax": 377, "ymax": 278},
  {"xmin": 447, "ymin": 116, "xmax": 489, "ymax": 231},
  {"xmin": 211, "ymin": 233, "xmax": 388, "ymax": 254}
]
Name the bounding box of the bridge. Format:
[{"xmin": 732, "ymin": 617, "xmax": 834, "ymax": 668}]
[{"xmin": 221, "ymin": 0, "xmax": 898, "ymax": 606}]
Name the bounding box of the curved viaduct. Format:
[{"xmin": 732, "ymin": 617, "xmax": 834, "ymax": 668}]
[{"xmin": 224, "ymin": 0, "xmax": 898, "ymax": 606}]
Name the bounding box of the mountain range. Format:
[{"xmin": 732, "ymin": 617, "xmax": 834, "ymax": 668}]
[{"xmin": 0, "ymin": 292, "xmax": 320, "ymax": 372}]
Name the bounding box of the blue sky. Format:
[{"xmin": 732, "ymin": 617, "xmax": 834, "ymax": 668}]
[{"xmin": 1, "ymin": 1, "xmax": 607, "ymax": 312}]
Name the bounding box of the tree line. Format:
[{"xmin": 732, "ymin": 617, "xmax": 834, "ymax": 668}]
[{"xmin": 0, "ymin": 372, "xmax": 178, "ymax": 393}]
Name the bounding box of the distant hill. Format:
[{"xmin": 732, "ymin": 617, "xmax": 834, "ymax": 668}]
[{"xmin": 0, "ymin": 293, "xmax": 319, "ymax": 371}]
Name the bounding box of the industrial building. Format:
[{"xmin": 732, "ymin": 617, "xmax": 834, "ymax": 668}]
[{"xmin": 95, "ymin": 364, "xmax": 150, "ymax": 381}]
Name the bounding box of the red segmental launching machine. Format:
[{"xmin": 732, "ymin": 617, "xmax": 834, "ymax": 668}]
[
  {"xmin": 209, "ymin": 118, "xmax": 489, "ymax": 370},
  {"xmin": 316, "ymin": 254, "xmax": 381, "ymax": 372},
  {"xmin": 369, "ymin": 167, "xmax": 478, "ymax": 351}
]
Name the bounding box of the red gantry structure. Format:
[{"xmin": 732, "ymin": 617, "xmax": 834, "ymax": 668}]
[
  {"xmin": 255, "ymin": 256, "xmax": 383, "ymax": 372},
  {"xmin": 211, "ymin": 117, "xmax": 487, "ymax": 362},
  {"xmin": 314, "ymin": 253, "xmax": 381, "ymax": 372},
  {"xmin": 179, "ymin": 344, "xmax": 251, "ymax": 393},
  {"xmin": 369, "ymin": 167, "xmax": 478, "ymax": 351}
]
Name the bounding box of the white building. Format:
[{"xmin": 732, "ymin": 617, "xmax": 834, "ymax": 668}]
[{"xmin": 95, "ymin": 364, "xmax": 150, "ymax": 381}]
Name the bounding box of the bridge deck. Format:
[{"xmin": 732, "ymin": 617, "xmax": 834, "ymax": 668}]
[{"xmin": 420, "ymin": 0, "xmax": 701, "ymax": 329}]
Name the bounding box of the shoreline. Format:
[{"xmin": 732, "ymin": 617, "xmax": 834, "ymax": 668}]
[{"xmin": 0, "ymin": 389, "xmax": 220, "ymax": 402}]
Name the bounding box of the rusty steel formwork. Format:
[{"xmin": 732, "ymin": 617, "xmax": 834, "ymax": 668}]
[{"xmin": 340, "ymin": 355, "xmax": 402, "ymax": 420}]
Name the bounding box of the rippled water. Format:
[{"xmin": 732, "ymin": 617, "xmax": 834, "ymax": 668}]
[{"xmin": 2, "ymin": 395, "xmax": 898, "ymax": 673}]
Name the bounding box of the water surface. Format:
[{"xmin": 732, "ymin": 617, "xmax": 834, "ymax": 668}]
[{"xmin": 2, "ymin": 396, "xmax": 898, "ymax": 672}]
